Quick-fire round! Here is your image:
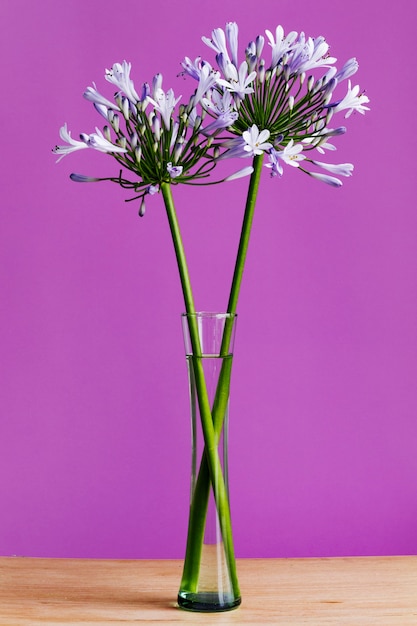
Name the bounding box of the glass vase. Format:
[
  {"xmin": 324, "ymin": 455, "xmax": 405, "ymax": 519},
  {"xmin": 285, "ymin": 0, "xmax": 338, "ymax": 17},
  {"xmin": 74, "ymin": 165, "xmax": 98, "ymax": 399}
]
[{"xmin": 178, "ymin": 312, "xmax": 241, "ymax": 612}]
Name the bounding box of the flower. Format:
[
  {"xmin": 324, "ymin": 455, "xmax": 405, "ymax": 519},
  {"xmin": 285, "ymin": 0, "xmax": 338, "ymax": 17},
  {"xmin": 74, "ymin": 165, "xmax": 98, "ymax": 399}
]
[
  {"xmin": 242, "ymin": 125, "xmax": 272, "ymax": 156},
  {"xmin": 217, "ymin": 61, "xmax": 257, "ymax": 98},
  {"xmin": 192, "ymin": 22, "xmax": 369, "ymax": 185},
  {"xmin": 105, "ymin": 61, "xmax": 140, "ymax": 103},
  {"xmin": 80, "ymin": 127, "xmax": 128, "ymax": 154},
  {"xmin": 287, "ymin": 33, "xmax": 337, "ymax": 74},
  {"xmin": 167, "ymin": 162, "xmax": 183, "ymax": 178},
  {"xmin": 83, "ymin": 83, "xmax": 120, "ymax": 111},
  {"xmin": 53, "ymin": 123, "xmax": 89, "ymax": 162},
  {"xmin": 265, "ymin": 25, "xmax": 298, "ymax": 68},
  {"xmin": 53, "ymin": 62, "xmax": 247, "ymax": 205},
  {"xmin": 330, "ymin": 80, "xmax": 370, "ymax": 118},
  {"xmin": 266, "ymin": 141, "xmax": 305, "ymax": 177},
  {"xmin": 148, "ymin": 85, "xmax": 182, "ymax": 128},
  {"xmin": 311, "ymin": 160, "xmax": 354, "ymax": 177},
  {"xmin": 191, "ymin": 63, "xmax": 220, "ymax": 106}
]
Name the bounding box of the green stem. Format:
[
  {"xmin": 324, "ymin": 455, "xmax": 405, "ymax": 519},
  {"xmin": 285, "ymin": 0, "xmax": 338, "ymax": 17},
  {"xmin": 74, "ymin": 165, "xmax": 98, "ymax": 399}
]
[
  {"xmin": 219, "ymin": 153, "xmax": 265, "ymax": 357},
  {"xmin": 227, "ymin": 152, "xmax": 264, "ymax": 316},
  {"xmin": 161, "ymin": 182, "xmax": 239, "ymax": 598},
  {"xmin": 179, "ymin": 355, "xmax": 234, "ymax": 591},
  {"xmin": 161, "ymin": 182, "xmax": 196, "ymax": 320},
  {"xmin": 175, "ymin": 154, "xmax": 265, "ymax": 597}
]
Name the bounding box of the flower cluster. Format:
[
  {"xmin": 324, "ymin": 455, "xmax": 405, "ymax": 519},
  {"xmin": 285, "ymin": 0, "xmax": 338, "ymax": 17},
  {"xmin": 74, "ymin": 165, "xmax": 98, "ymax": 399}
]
[
  {"xmin": 54, "ymin": 23, "xmax": 369, "ymax": 210},
  {"xmin": 53, "ymin": 61, "xmax": 251, "ymax": 215},
  {"xmin": 182, "ymin": 22, "xmax": 369, "ymax": 186}
]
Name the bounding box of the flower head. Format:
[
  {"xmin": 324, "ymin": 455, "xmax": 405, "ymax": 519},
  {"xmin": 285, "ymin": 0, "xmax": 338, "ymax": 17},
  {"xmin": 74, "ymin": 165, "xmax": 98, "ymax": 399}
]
[
  {"xmin": 54, "ymin": 58, "xmax": 244, "ymax": 210},
  {"xmin": 55, "ymin": 23, "xmax": 370, "ymax": 212}
]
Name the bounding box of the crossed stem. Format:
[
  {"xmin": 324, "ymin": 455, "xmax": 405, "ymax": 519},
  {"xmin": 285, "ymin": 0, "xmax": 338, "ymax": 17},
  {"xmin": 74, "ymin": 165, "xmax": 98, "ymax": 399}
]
[
  {"xmin": 180, "ymin": 352, "xmax": 236, "ymax": 594},
  {"xmin": 161, "ymin": 154, "xmax": 263, "ymax": 599}
]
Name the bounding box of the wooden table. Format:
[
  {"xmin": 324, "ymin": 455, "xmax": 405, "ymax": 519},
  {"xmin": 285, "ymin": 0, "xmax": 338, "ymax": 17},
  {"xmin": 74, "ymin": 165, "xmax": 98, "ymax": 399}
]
[{"xmin": 0, "ymin": 556, "xmax": 416, "ymax": 624}]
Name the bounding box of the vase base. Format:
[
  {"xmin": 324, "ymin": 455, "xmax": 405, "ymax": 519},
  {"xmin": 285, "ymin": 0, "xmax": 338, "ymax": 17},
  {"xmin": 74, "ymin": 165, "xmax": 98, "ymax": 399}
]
[{"xmin": 177, "ymin": 591, "xmax": 241, "ymax": 612}]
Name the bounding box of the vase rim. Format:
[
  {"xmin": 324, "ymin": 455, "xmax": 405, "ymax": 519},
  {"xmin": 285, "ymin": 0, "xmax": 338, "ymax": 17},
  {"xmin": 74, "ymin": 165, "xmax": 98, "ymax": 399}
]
[{"xmin": 181, "ymin": 311, "xmax": 237, "ymax": 319}]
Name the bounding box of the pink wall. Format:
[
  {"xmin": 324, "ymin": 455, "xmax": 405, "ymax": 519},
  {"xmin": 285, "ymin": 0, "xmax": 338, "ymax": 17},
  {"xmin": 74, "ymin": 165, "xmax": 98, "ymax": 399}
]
[{"xmin": 1, "ymin": 0, "xmax": 416, "ymax": 559}]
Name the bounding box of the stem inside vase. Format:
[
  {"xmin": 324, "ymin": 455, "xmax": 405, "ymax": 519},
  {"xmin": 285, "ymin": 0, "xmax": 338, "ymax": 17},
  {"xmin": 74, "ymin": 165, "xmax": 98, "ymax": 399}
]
[{"xmin": 178, "ymin": 312, "xmax": 241, "ymax": 612}]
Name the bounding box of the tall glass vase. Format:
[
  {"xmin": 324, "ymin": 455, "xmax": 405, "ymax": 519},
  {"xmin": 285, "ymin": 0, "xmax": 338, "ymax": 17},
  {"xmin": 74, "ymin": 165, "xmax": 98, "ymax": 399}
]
[{"xmin": 178, "ymin": 312, "xmax": 241, "ymax": 612}]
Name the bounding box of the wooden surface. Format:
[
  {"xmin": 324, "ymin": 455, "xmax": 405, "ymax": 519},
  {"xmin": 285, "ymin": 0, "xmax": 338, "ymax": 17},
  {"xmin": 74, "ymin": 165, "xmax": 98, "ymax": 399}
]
[{"xmin": 0, "ymin": 556, "xmax": 416, "ymax": 625}]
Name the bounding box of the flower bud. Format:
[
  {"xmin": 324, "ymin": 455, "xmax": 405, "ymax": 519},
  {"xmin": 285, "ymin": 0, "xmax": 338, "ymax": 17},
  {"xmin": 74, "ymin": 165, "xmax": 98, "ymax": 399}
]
[
  {"xmin": 103, "ymin": 125, "xmax": 112, "ymax": 141},
  {"xmin": 119, "ymin": 97, "xmax": 128, "ymax": 120},
  {"xmin": 139, "ymin": 197, "xmax": 146, "ymax": 217},
  {"xmin": 130, "ymin": 132, "xmax": 138, "ymax": 150},
  {"xmin": 111, "ymin": 114, "xmax": 120, "ymax": 133},
  {"xmin": 135, "ymin": 146, "xmax": 142, "ymax": 163}
]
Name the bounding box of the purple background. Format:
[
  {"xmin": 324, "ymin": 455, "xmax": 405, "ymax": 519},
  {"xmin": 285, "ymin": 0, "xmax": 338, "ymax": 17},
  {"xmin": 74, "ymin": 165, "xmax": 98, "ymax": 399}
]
[{"xmin": 1, "ymin": 0, "xmax": 416, "ymax": 559}]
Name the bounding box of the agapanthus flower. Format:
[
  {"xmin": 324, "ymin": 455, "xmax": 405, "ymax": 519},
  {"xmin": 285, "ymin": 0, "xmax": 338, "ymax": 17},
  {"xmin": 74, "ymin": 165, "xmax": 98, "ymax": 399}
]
[
  {"xmin": 330, "ymin": 80, "xmax": 370, "ymax": 118},
  {"xmin": 84, "ymin": 83, "xmax": 121, "ymax": 111},
  {"xmin": 105, "ymin": 61, "xmax": 140, "ymax": 103},
  {"xmin": 53, "ymin": 123, "xmax": 89, "ymax": 162},
  {"xmin": 217, "ymin": 61, "xmax": 257, "ymax": 99},
  {"xmin": 182, "ymin": 21, "xmax": 369, "ymax": 185},
  {"xmin": 266, "ymin": 141, "xmax": 305, "ymax": 177},
  {"xmin": 191, "ymin": 63, "xmax": 220, "ymax": 106},
  {"xmin": 286, "ymin": 34, "xmax": 337, "ymax": 74},
  {"xmin": 310, "ymin": 160, "xmax": 353, "ymax": 177},
  {"xmin": 202, "ymin": 89, "xmax": 235, "ymax": 116},
  {"xmin": 265, "ymin": 25, "xmax": 298, "ymax": 68},
  {"xmin": 242, "ymin": 125, "xmax": 272, "ymax": 156},
  {"xmin": 148, "ymin": 86, "xmax": 182, "ymax": 128},
  {"xmin": 54, "ymin": 60, "xmax": 253, "ymax": 212},
  {"xmin": 167, "ymin": 162, "xmax": 183, "ymax": 178}
]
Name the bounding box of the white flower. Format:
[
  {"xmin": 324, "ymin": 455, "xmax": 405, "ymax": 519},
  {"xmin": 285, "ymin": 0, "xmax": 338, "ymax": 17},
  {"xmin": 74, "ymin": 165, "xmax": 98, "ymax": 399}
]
[
  {"xmin": 265, "ymin": 25, "xmax": 298, "ymax": 68},
  {"xmin": 217, "ymin": 61, "xmax": 256, "ymax": 98},
  {"xmin": 335, "ymin": 58, "xmax": 359, "ymax": 82},
  {"xmin": 84, "ymin": 83, "xmax": 120, "ymax": 111},
  {"xmin": 220, "ymin": 136, "xmax": 249, "ymax": 160},
  {"xmin": 80, "ymin": 127, "xmax": 128, "ymax": 154},
  {"xmin": 149, "ymin": 87, "xmax": 181, "ymax": 128},
  {"xmin": 53, "ymin": 123, "xmax": 89, "ymax": 162},
  {"xmin": 202, "ymin": 89, "xmax": 235, "ymax": 116},
  {"xmin": 332, "ymin": 80, "xmax": 370, "ymax": 118},
  {"xmin": 192, "ymin": 63, "xmax": 220, "ymax": 106},
  {"xmin": 266, "ymin": 140, "xmax": 305, "ymax": 177},
  {"xmin": 202, "ymin": 26, "xmax": 231, "ymax": 62},
  {"xmin": 289, "ymin": 34, "xmax": 337, "ymax": 75},
  {"xmin": 242, "ymin": 125, "xmax": 272, "ymax": 156},
  {"xmin": 181, "ymin": 56, "xmax": 206, "ymax": 80},
  {"xmin": 105, "ymin": 61, "xmax": 140, "ymax": 103}
]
